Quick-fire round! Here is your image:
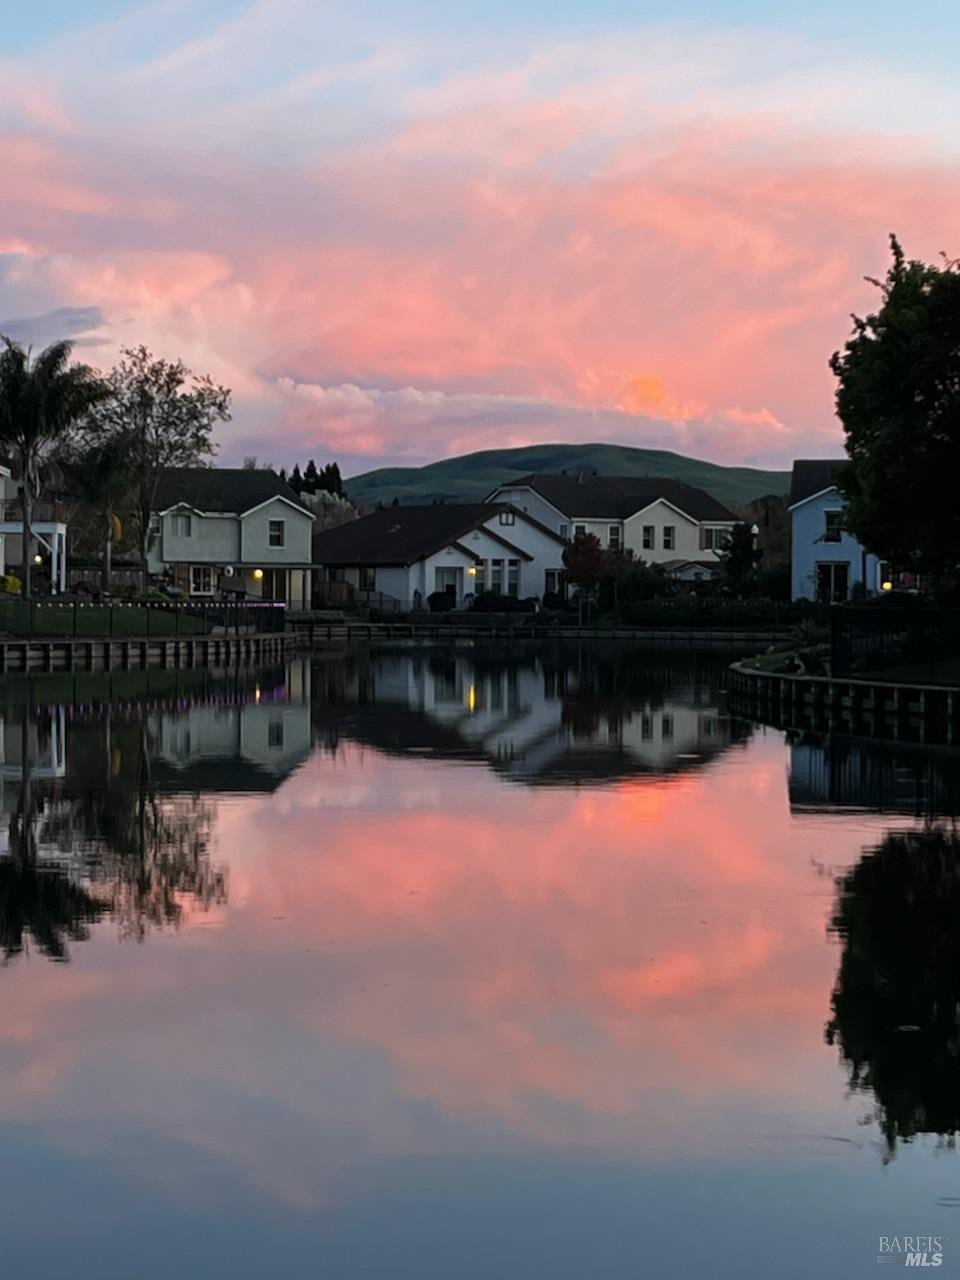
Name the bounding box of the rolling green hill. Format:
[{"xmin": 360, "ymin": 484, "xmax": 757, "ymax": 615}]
[{"xmin": 344, "ymin": 443, "xmax": 790, "ymax": 511}]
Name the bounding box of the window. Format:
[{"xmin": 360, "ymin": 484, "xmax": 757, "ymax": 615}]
[
  {"xmin": 824, "ymin": 511, "xmax": 843, "ymax": 543},
  {"xmin": 190, "ymin": 565, "xmax": 213, "ymax": 595},
  {"xmin": 507, "ymin": 559, "xmax": 520, "ymax": 596},
  {"xmin": 642, "ymin": 525, "xmax": 655, "ymax": 550},
  {"xmin": 544, "ymin": 569, "xmax": 562, "ymax": 595},
  {"xmin": 149, "ymin": 513, "xmax": 161, "ymax": 538},
  {"xmin": 661, "ymin": 714, "xmax": 674, "ymax": 740},
  {"xmin": 559, "ymin": 524, "xmax": 569, "ymax": 540},
  {"xmin": 816, "ymin": 562, "xmax": 850, "ymax": 603},
  {"xmin": 663, "ymin": 526, "xmax": 675, "ymax": 551},
  {"xmin": 268, "ymin": 719, "xmax": 284, "ymax": 749},
  {"xmin": 574, "ymin": 524, "xmax": 586, "ymax": 538},
  {"xmin": 702, "ymin": 527, "xmax": 731, "ymax": 551},
  {"xmin": 499, "ymin": 510, "xmax": 515, "ymax": 526},
  {"xmin": 474, "ymin": 563, "xmax": 485, "ymax": 594},
  {"xmin": 268, "ymin": 519, "xmax": 285, "ymax": 547},
  {"xmin": 173, "ymin": 513, "xmax": 192, "ymax": 537},
  {"xmin": 608, "ymin": 525, "xmax": 621, "ymax": 550},
  {"xmin": 490, "ymin": 559, "xmax": 504, "ymax": 593},
  {"xmin": 641, "ymin": 714, "xmax": 653, "ymax": 741},
  {"xmin": 359, "ymin": 566, "xmax": 376, "ymax": 592}
]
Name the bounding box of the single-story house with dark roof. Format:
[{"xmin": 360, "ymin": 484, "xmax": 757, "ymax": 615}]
[
  {"xmin": 312, "ymin": 503, "xmax": 567, "ymax": 609},
  {"xmin": 147, "ymin": 468, "xmax": 314, "ymax": 606},
  {"xmin": 660, "ymin": 558, "xmax": 720, "ymax": 583},
  {"xmin": 788, "ymin": 459, "xmax": 882, "ymax": 602},
  {"xmin": 486, "ymin": 474, "xmax": 739, "ymax": 564}
]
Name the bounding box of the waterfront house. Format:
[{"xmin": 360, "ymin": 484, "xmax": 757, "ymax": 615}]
[
  {"xmin": 148, "ymin": 468, "xmax": 313, "ymax": 607},
  {"xmin": 0, "ymin": 462, "xmax": 69, "ymax": 591},
  {"xmin": 485, "ymin": 474, "xmax": 739, "ymax": 565},
  {"xmin": 312, "ymin": 503, "xmax": 567, "ymax": 609},
  {"xmin": 789, "ymin": 459, "xmax": 881, "ymax": 602}
]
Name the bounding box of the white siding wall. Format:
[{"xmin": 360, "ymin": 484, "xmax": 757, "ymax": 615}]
[
  {"xmin": 623, "ymin": 501, "xmax": 730, "ymax": 564},
  {"xmin": 240, "ymin": 499, "xmax": 312, "ymax": 564},
  {"xmin": 160, "ymin": 512, "xmax": 240, "ymax": 565},
  {"xmin": 488, "ymin": 486, "xmax": 569, "ymax": 533}
]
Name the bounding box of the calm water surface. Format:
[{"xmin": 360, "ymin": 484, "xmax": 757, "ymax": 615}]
[{"xmin": 1, "ymin": 649, "xmax": 959, "ymax": 1278}]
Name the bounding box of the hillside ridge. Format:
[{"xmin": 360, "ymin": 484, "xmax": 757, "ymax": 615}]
[{"xmin": 344, "ymin": 442, "xmax": 792, "ymax": 510}]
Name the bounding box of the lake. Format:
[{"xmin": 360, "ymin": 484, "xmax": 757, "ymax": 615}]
[{"xmin": 1, "ymin": 647, "xmax": 958, "ymax": 1278}]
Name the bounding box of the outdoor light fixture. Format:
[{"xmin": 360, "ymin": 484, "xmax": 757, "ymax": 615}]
[
  {"xmin": 882, "ymin": 580, "xmax": 894, "ymax": 592},
  {"xmin": 467, "ymin": 566, "xmax": 477, "ymax": 576},
  {"xmin": 253, "ymin": 568, "xmax": 264, "ymax": 580},
  {"xmin": 33, "ymin": 553, "xmax": 42, "ymax": 564}
]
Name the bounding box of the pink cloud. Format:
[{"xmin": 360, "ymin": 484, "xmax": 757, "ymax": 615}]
[{"xmin": 2, "ymin": 32, "xmax": 959, "ymax": 468}]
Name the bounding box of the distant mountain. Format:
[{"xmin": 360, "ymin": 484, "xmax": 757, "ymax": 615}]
[{"xmin": 344, "ymin": 443, "xmax": 790, "ymax": 511}]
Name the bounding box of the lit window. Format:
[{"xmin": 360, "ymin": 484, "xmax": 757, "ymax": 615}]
[
  {"xmin": 269, "ymin": 519, "xmax": 285, "ymax": 547},
  {"xmin": 499, "ymin": 510, "xmax": 515, "ymax": 526},
  {"xmin": 663, "ymin": 526, "xmax": 675, "ymax": 550},
  {"xmin": 642, "ymin": 526, "xmax": 655, "ymax": 550}
]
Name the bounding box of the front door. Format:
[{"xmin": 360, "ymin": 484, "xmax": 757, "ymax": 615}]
[
  {"xmin": 435, "ymin": 566, "xmax": 462, "ymax": 601},
  {"xmin": 816, "ymin": 561, "xmax": 849, "ymax": 602}
]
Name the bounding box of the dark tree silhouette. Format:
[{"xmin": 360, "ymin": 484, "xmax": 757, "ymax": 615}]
[
  {"xmin": 827, "ymin": 825, "xmax": 960, "ymax": 1158},
  {"xmin": 0, "ymin": 717, "xmax": 103, "ymax": 963}
]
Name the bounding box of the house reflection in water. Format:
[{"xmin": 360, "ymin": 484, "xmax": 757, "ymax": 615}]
[
  {"xmin": 0, "ymin": 661, "xmax": 312, "ymax": 962},
  {"xmin": 314, "ymin": 650, "xmax": 749, "ymax": 785},
  {"xmin": 151, "ymin": 660, "xmax": 313, "ymax": 793}
]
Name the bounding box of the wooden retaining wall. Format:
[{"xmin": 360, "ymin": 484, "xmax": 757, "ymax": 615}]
[
  {"xmin": 292, "ymin": 620, "xmax": 787, "ymax": 648},
  {"xmin": 728, "ymin": 661, "xmax": 960, "ymax": 747},
  {"xmin": 0, "ymin": 631, "xmax": 291, "ymax": 674}
]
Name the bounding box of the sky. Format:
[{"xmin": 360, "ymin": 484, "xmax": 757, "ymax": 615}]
[{"xmin": 1, "ymin": 1, "xmax": 958, "ymax": 475}]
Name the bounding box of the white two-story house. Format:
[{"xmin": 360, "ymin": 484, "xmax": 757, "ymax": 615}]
[
  {"xmin": 148, "ymin": 468, "xmax": 314, "ymax": 607},
  {"xmin": 789, "ymin": 459, "xmax": 881, "ymax": 602},
  {"xmin": 486, "ymin": 474, "xmax": 739, "ymax": 571}
]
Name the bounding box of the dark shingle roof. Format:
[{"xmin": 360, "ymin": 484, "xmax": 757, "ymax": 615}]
[
  {"xmin": 789, "ymin": 459, "xmax": 848, "ymax": 507},
  {"xmin": 154, "ymin": 468, "xmax": 311, "ymax": 516},
  {"xmin": 499, "ymin": 474, "xmax": 737, "ymax": 522},
  {"xmin": 312, "ymin": 503, "xmax": 557, "ymax": 566}
]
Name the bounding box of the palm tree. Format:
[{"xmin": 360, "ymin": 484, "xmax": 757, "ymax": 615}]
[{"xmin": 0, "ymin": 338, "xmax": 109, "ymax": 599}]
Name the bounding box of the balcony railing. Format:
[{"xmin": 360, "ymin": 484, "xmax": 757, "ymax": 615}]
[{"xmin": 0, "ymin": 499, "xmax": 67, "ymax": 523}]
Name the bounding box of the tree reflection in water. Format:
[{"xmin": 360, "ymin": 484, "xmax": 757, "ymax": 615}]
[
  {"xmin": 0, "ymin": 711, "xmax": 227, "ymax": 961},
  {"xmin": 827, "ymin": 825, "xmax": 960, "ymax": 1159}
]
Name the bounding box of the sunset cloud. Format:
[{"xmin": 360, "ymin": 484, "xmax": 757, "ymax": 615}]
[{"xmin": 2, "ymin": 7, "xmax": 959, "ymax": 470}]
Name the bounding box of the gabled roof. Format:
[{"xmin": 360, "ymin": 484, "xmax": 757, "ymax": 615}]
[
  {"xmin": 493, "ymin": 474, "xmax": 738, "ymax": 522},
  {"xmin": 312, "ymin": 503, "xmax": 559, "ymax": 567},
  {"xmin": 789, "ymin": 459, "xmax": 849, "ymax": 508},
  {"xmin": 154, "ymin": 468, "xmax": 312, "ymax": 517}
]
